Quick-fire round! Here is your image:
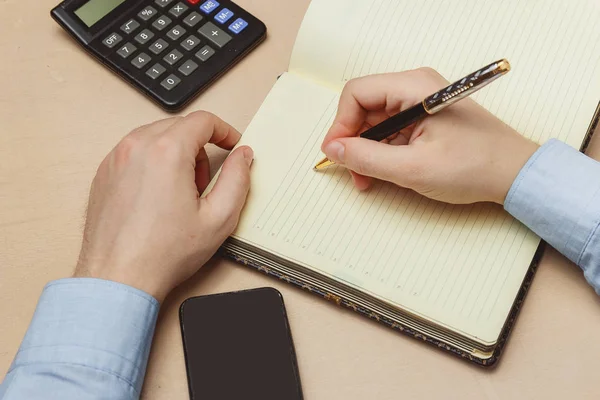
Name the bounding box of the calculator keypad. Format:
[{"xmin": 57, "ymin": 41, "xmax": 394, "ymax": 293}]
[
  {"xmin": 152, "ymin": 15, "xmax": 172, "ymax": 31},
  {"xmin": 155, "ymin": 0, "xmax": 174, "ymax": 7},
  {"xmin": 178, "ymin": 60, "xmax": 199, "ymax": 76},
  {"xmin": 164, "ymin": 49, "xmax": 183, "ymax": 65},
  {"xmin": 198, "ymin": 22, "xmax": 231, "ymax": 48},
  {"xmin": 132, "ymin": 53, "xmax": 152, "ymax": 69},
  {"xmin": 183, "ymin": 12, "xmax": 203, "ymax": 27},
  {"xmin": 181, "ymin": 35, "xmax": 201, "ymax": 51},
  {"xmin": 161, "ymin": 74, "xmax": 181, "ymax": 90},
  {"xmin": 215, "ymin": 8, "xmax": 234, "ymax": 24},
  {"xmin": 135, "ymin": 29, "xmax": 154, "ymax": 44},
  {"xmin": 149, "ymin": 39, "xmax": 169, "ymax": 54},
  {"xmin": 195, "ymin": 45, "xmax": 215, "ymax": 61},
  {"xmin": 96, "ymin": 0, "xmax": 265, "ymax": 110},
  {"xmin": 147, "ymin": 63, "xmax": 167, "ymax": 79},
  {"xmin": 169, "ymin": 3, "xmax": 188, "ymax": 18},
  {"xmin": 138, "ymin": 7, "xmax": 158, "ymax": 21},
  {"xmin": 166, "ymin": 25, "xmax": 186, "ymax": 41},
  {"xmin": 121, "ymin": 19, "xmax": 140, "ymax": 34},
  {"xmin": 117, "ymin": 43, "xmax": 137, "ymax": 58},
  {"xmin": 103, "ymin": 33, "xmax": 122, "ymax": 48},
  {"xmin": 200, "ymin": 1, "xmax": 219, "ymax": 14}
]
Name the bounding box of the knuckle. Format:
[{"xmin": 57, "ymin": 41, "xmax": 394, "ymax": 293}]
[
  {"xmin": 416, "ymin": 66, "xmax": 437, "ymax": 75},
  {"xmin": 186, "ymin": 110, "xmax": 215, "ymax": 125},
  {"xmin": 343, "ymin": 76, "xmax": 365, "ymax": 93},
  {"xmin": 151, "ymin": 135, "xmax": 183, "ymax": 161},
  {"xmin": 113, "ymin": 134, "xmax": 142, "ymax": 164},
  {"xmin": 415, "ymin": 67, "xmax": 448, "ymax": 85}
]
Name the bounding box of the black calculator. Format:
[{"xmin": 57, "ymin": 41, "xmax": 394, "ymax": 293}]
[{"xmin": 51, "ymin": 0, "xmax": 266, "ymax": 111}]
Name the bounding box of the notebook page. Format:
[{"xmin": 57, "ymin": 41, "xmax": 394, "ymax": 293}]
[
  {"xmin": 226, "ymin": 73, "xmax": 539, "ymax": 344},
  {"xmin": 289, "ymin": 0, "xmax": 600, "ymax": 148}
]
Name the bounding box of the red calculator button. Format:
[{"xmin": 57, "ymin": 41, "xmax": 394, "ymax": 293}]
[{"xmin": 187, "ymin": 0, "xmax": 201, "ymax": 4}]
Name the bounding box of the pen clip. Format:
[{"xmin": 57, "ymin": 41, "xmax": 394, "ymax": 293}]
[{"xmin": 423, "ymin": 59, "xmax": 511, "ymax": 114}]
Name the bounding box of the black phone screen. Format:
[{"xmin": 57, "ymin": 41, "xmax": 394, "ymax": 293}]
[{"xmin": 179, "ymin": 287, "xmax": 303, "ymax": 400}]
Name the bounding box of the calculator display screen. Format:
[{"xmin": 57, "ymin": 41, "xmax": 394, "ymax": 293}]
[{"xmin": 74, "ymin": 0, "xmax": 127, "ymax": 27}]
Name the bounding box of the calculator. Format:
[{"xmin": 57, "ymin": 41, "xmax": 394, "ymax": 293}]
[{"xmin": 51, "ymin": 0, "xmax": 266, "ymax": 111}]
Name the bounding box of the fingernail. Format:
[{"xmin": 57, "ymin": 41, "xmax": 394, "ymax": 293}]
[
  {"xmin": 324, "ymin": 141, "xmax": 345, "ymax": 163},
  {"xmin": 243, "ymin": 147, "xmax": 254, "ymax": 167}
]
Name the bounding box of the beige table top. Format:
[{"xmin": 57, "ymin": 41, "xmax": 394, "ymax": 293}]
[{"xmin": 2, "ymin": 1, "xmax": 600, "ymax": 399}]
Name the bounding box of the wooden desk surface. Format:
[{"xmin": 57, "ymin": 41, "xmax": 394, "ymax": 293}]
[{"xmin": 2, "ymin": 1, "xmax": 600, "ymax": 398}]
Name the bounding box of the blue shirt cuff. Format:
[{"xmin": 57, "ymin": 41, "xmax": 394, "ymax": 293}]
[
  {"xmin": 8, "ymin": 278, "xmax": 160, "ymax": 395},
  {"xmin": 505, "ymin": 139, "xmax": 600, "ymax": 292}
]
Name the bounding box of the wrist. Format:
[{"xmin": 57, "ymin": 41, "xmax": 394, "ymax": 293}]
[
  {"xmin": 73, "ymin": 262, "xmax": 168, "ymax": 303},
  {"xmin": 492, "ymin": 136, "xmax": 540, "ymax": 205}
]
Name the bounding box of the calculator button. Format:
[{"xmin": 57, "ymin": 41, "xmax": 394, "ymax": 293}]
[
  {"xmin": 102, "ymin": 33, "xmax": 122, "ymax": 48},
  {"xmin": 215, "ymin": 8, "xmax": 234, "ymax": 24},
  {"xmin": 167, "ymin": 25, "xmax": 186, "ymax": 41},
  {"xmin": 181, "ymin": 35, "xmax": 200, "ymax": 51},
  {"xmin": 134, "ymin": 29, "xmax": 154, "ymax": 45},
  {"xmin": 228, "ymin": 18, "xmax": 248, "ymax": 34},
  {"xmin": 183, "ymin": 11, "xmax": 203, "ymax": 27},
  {"xmin": 198, "ymin": 22, "xmax": 231, "ymax": 48},
  {"xmin": 161, "ymin": 74, "xmax": 181, "ymax": 90},
  {"xmin": 132, "ymin": 53, "xmax": 152, "ymax": 69},
  {"xmin": 155, "ymin": 0, "xmax": 174, "ymax": 8},
  {"xmin": 178, "ymin": 60, "xmax": 198, "ymax": 76},
  {"xmin": 163, "ymin": 49, "xmax": 184, "ymax": 65},
  {"xmin": 138, "ymin": 6, "xmax": 158, "ymax": 21},
  {"xmin": 117, "ymin": 42, "xmax": 137, "ymax": 58},
  {"xmin": 146, "ymin": 63, "xmax": 167, "ymax": 79},
  {"xmin": 195, "ymin": 45, "xmax": 215, "ymax": 62},
  {"xmin": 149, "ymin": 39, "xmax": 169, "ymax": 55},
  {"xmin": 120, "ymin": 19, "xmax": 140, "ymax": 35},
  {"xmin": 152, "ymin": 15, "xmax": 172, "ymax": 31},
  {"xmin": 187, "ymin": 0, "xmax": 201, "ymax": 4},
  {"xmin": 169, "ymin": 2, "xmax": 188, "ymax": 18},
  {"xmin": 199, "ymin": 0, "xmax": 219, "ymax": 14}
]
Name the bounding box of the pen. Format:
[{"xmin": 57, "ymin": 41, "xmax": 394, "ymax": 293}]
[{"xmin": 314, "ymin": 59, "xmax": 511, "ymax": 170}]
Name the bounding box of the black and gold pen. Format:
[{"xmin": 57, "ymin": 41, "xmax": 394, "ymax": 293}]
[{"xmin": 314, "ymin": 59, "xmax": 511, "ymax": 170}]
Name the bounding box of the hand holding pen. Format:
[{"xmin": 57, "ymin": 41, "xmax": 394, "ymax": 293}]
[{"xmin": 317, "ymin": 60, "xmax": 540, "ymax": 205}]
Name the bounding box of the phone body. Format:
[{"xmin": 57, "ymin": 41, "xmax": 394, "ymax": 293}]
[{"xmin": 179, "ymin": 287, "xmax": 303, "ymax": 400}]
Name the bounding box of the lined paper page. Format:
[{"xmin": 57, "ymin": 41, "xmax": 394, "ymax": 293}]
[
  {"xmin": 290, "ymin": 0, "xmax": 600, "ymax": 148},
  {"xmin": 227, "ymin": 73, "xmax": 540, "ymax": 343}
]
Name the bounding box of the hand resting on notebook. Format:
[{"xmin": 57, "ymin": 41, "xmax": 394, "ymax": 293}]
[
  {"xmin": 73, "ymin": 111, "xmax": 254, "ymax": 303},
  {"xmin": 321, "ymin": 68, "xmax": 540, "ymax": 205}
]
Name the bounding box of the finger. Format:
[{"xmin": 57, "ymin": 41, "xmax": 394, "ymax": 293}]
[
  {"xmin": 195, "ymin": 147, "xmax": 211, "ymax": 193},
  {"xmin": 322, "ymin": 69, "xmax": 447, "ymax": 149},
  {"xmin": 323, "ymin": 137, "xmax": 418, "ymax": 187},
  {"xmin": 364, "ymin": 110, "xmax": 394, "ymax": 131},
  {"xmin": 202, "ymin": 146, "xmax": 254, "ymax": 231},
  {"xmin": 350, "ymin": 171, "xmax": 372, "ymax": 191},
  {"xmin": 161, "ymin": 111, "xmax": 242, "ymax": 156}
]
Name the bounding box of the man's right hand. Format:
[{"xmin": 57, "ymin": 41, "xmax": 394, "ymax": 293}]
[
  {"xmin": 321, "ymin": 68, "xmax": 540, "ymax": 205},
  {"xmin": 74, "ymin": 111, "xmax": 253, "ymax": 303}
]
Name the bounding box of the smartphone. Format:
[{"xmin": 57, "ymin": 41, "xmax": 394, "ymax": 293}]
[{"xmin": 179, "ymin": 287, "xmax": 303, "ymax": 400}]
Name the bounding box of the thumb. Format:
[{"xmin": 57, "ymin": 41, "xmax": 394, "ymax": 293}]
[
  {"xmin": 323, "ymin": 138, "xmax": 417, "ymax": 187},
  {"xmin": 203, "ymin": 146, "xmax": 253, "ymax": 231}
]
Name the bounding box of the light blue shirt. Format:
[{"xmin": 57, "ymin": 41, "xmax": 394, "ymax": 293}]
[{"xmin": 1, "ymin": 139, "xmax": 599, "ymax": 399}]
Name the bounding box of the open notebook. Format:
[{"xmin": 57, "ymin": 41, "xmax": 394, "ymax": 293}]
[{"xmin": 205, "ymin": 0, "xmax": 600, "ymax": 365}]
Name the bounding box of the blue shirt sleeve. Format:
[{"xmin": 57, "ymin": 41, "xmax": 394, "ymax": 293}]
[
  {"xmin": 0, "ymin": 278, "xmax": 159, "ymax": 400},
  {"xmin": 505, "ymin": 138, "xmax": 600, "ymax": 294}
]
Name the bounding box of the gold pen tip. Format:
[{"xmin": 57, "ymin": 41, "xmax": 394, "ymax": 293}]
[
  {"xmin": 314, "ymin": 157, "xmax": 335, "ymax": 170},
  {"xmin": 498, "ymin": 59, "xmax": 511, "ymax": 73}
]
